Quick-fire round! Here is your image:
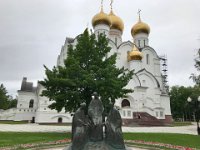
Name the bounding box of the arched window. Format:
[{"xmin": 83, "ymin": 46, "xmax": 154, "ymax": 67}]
[
  {"xmin": 146, "ymin": 54, "xmax": 150, "ymax": 65},
  {"xmin": 58, "ymin": 117, "xmax": 63, "ymax": 123},
  {"xmin": 138, "ymin": 40, "xmax": 141, "ymax": 47},
  {"xmin": 115, "ymin": 37, "xmax": 118, "ymax": 45},
  {"xmin": 29, "ymin": 99, "xmax": 34, "ymax": 108},
  {"xmin": 121, "ymin": 99, "xmax": 130, "ymax": 108}
]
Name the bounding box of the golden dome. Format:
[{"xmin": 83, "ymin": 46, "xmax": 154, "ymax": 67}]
[
  {"xmin": 128, "ymin": 44, "xmax": 143, "ymax": 61},
  {"xmin": 131, "ymin": 17, "xmax": 150, "ymax": 36},
  {"xmin": 92, "ymin": 8, "xmax": 111, "ymax": 27},
  {"xmin": 109, "ymin": 10, "xmax": 124, "ymax": 32}
]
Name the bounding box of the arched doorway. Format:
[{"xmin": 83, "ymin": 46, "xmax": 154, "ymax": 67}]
[
  {"xmin": 58, "ymin": 117, "xmax": 63, "ymax": 123},
  {"xmin": 31, "ymin": 117, "xmax": 35, "ymax": 123},
  {"xmin": 29, "ymin": 99, "xmax": 34, "ymax": 108},
  {"xmin": 121, "ymin": 99, "xmax": 130, "ymax": 108}
]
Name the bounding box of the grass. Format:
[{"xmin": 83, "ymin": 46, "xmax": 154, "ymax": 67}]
[
  {"xmin": 0, "ymin": 121, "xmax": 28, "ymax": 124},
  {"xmin": 171, "ymin": 121, "xmax": 192, "ymax": 126},
  {"xmin": 124, "ymin": 133, "xmax": 200, "ymax": 149},
  {"xmin": 0, "ymin": 132, "xmax": 199, "ymax": 149},
  {"xmin": 39, "ymin": 123, "xmax": 72, "ymax": 126},
  {"xmin": 0, "ymin": 132, "xmax": 71, "ymax": 147}
]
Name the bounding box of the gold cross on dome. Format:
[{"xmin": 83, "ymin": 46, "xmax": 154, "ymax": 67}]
[
  {"xmin": 110, "ymin": 0, "xmax": 113, "ymax": 10},
  {"xmin": 138, "ymin": 9, "xmax": 141, "ymax": 21},
  {"xmin": 101, "ymin": 0, "xmax": 103, "ymax": 10}
]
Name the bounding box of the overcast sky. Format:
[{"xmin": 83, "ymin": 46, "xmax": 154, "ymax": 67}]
[{"xmin": 0, "ymin": 0, "xmax": 200, "ymax": 97}]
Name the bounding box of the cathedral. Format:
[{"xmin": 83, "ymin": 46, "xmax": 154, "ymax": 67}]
[{"xmin": 0, "ymin": 2, "xmax": 172, "ymax": 125}]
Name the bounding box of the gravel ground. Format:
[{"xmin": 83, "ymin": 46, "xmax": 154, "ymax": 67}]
[{"xmin": 0, "ymin": 123, "xmax": 198, "ymax": 135}]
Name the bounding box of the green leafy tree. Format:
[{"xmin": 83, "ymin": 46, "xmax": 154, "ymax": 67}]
[
  {"xmin": 169, "ymin": 86, "xmax": 193, "ymax": 121},
  {"xmin": 0, "ymin": 84, "xmax": 9, "ymax": 110},
  {"xmin": 40, "ymin": 29, "xmax": 134, "ymax": 113},
  {"xmin": 7, "ymin": 97, "xmax": 17, "ymax": 109},
  {"xmin": 0, "ymin": 84, "xmax": 17, "ymax": 110}
]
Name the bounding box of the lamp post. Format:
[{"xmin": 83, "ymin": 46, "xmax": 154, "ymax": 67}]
[{"xmin": 187, "ymin": 96, "xmax": 200, "ymax": 135}]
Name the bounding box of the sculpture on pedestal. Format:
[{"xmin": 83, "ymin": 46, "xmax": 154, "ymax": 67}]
[
  {"xmin": 71, "ymin": 102, "xmax": 89, "ymax": 150},
  {"xmin": 88, "ymin": 92, "xmax": 104, "ymax": 142},
  {"xmin": 105, "ymin": 103, "xmax": 125, "ymax": 149},
  {"xmin": 65, "ymin": 92, "xmax": 127, "ymax": 150}
]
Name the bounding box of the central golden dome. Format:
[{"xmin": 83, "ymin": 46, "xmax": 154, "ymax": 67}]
[
  {"xmin": 131, "ymin": 17, "xmax": 150, "ymax": 37},
  {"xmin": 128, "ymin": 44, "xmax": 143, "ymax": 61},
  {"xmin": 109, "ymin": 10, "xmax": 124, "ymax": 32},
  {"xmin": 92, "ymin": 8, "xmax": 111, "ymax": 27}
]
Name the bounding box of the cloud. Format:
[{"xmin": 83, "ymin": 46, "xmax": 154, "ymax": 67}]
[{"xmin": 0, "ymin": 0, "xmax": 199, "ymax": 96}]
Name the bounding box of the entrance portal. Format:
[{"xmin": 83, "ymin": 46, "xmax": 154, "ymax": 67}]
[
  {"xmin": 31, "ymin": 117, "xmax": 35, "ymax": 123},
  {"xmin": 58, "ymin": 117, "xmax": 63, "ymax": 123}
]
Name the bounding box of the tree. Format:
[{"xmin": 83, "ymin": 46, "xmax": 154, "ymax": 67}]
[
  {"xmin": 7, "ymin": 96, "xmax": 17, "ymax": 109},
  {"xmin": 40, "ymin": 29, "xmax": 134, "ymax": 113},
  {"xmin": 169, "ymin": 86, "xmax": 193, "ymax": 121},
  {"xmin": 191, "ymin": 48, "xmax": 200, "ymax": 86},
  {"xmin": 0, "ymin": 84, "xmax": 17, "ymax": 110},
  {"xmin": 170, "ymin": 85, "xmax": 200, "ymax": 121},
  {"xmin": 0, "ymin": 84, "xmax": 9, "ymax": 110}
]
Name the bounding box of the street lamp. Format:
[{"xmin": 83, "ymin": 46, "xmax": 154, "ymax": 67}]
[
  {"xmin": 187, "ymin": 97, "xmax": 192, "ymax": 102},
  {"xmin": 187, "ymin": 96, "xmax": 200, "ymax": 135}
]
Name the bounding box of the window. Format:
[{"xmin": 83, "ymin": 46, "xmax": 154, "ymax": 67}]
[
  {"xmin": 29, "ymin": 99, "xmax": 34, "ymax": 108},
  {"xmin": 115, "ymin": 37, "xmax": 118, "ymax": 45},
  {"xmin": 20, "ymin": 104, "xmax": 22, "ymax": 107},
  {"xmin": 160, "ymin": 111, "xmax": 164, "ymax": 117},
  {"xmin": 156, "ymin": 112, "xmax": 159, "ymax": 117},
  {"xmin": 138, "ymin": 40, "xmax": 141, "ymax": 47},
  {"xmin": 146, "ymin": 54, "xmax": 150, "ymax": 65},
  {"xmin": 123, "ymin": 110, "xmax": 126, "ymax": 117},
  {"xmin": 127, "ymin": 110, "xmax": 131, "ymax": 117},
  {"xmin": 121, "ymin": 99, "xmax": 130, "ymax": 108},
  {"xmin": 142, "ymin": 80, "xmax": 146, "ymax": 86},
  {"xmin": 144, "ymin": 40, "xmax": 146, "ymax": 46}
]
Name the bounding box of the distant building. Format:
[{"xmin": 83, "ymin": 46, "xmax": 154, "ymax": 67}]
[{"xmin": 0, "ymin": 4, "xmax": 172, "ymax": 125}]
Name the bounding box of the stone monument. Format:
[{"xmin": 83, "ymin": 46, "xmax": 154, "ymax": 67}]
[{"xmin": 65, "ymin": 92, "xmax": 129, "ymax": 150}]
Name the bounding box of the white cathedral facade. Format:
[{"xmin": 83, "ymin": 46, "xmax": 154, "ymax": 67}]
[{"xmin": 0, "ymin": 5, "xmax": 172, "ymax": 125}]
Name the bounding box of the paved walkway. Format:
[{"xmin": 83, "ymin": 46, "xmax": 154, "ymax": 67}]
[
  {"xmin": 0, "ymin": 123, "xmax": 198, "ymax": 135},
  {"xmin": 44, "ymin": 146, "xmax": 148, "ymax": 150}
]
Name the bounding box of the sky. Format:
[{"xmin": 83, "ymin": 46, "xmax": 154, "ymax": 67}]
[{"xmin": 0, "ymin": 0, "xmax": 200, "ymax": 97}]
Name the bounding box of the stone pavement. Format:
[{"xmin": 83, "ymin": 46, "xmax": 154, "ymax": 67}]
[
  {"xmin": 0, "ymin": 123, "xmax": 198, "ymax": 135},
  {"xmin": 44, "ymin": 146, "xmax": 148, "ymax": 150}
]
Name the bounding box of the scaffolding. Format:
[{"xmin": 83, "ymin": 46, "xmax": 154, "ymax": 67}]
[{"xmin": 160, "ymin": 55, "xmax": 169, "ymax": 92}]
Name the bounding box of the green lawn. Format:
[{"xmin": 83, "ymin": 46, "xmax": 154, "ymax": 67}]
[
  {"xmin": 124, "ymin": 133, "xmax": 200, "ymax": 149},
  {"xmin": 0, "ymin": 132, "xmax": 199, "ymax": 149},
  {"xmin": 0, "ymin": 121, "xmax": 28, "ymax": 124},
  {"xmin": 0, "ymin": 132, "xmax": 71, "ymax": 147}
]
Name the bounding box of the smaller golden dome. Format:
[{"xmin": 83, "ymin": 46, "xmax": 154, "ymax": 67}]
[
  {"xmin": 128, "ymin": 44, "xmax": 143, "ymax": 61},
  {"xmin": 109, "ymin": 10, "xmax": 124, "ymax": 32},
  {"xmin": 92, "ymin": 8, "xmax": 111, "ymax": 27},
  {"xmin": 131, "ymin": 17, "xmax": 150, "ymax": 36}
]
